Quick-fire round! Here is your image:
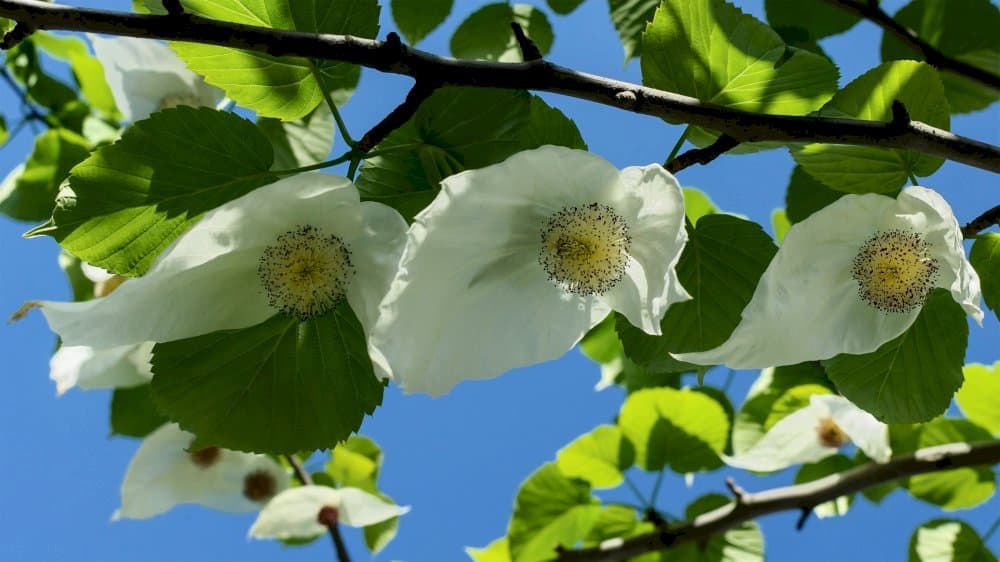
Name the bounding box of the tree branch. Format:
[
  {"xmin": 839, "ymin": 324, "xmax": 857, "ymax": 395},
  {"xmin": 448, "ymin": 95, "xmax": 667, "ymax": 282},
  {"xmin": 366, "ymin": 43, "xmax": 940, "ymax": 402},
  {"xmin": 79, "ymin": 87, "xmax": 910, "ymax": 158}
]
[
  {"xmin": 557, "ymin": 440, "xmax": 1000, "ymax": 561},
  {"xmin": 962, "ymin": 204, "xmax": 1000, "ymax": 238},
  {"xmin": 355, "ymin": 72, "xmax": 439, "ymax": 152},
  {"xmin": 285, "ymin": 455, "xmax": 352, "ymax": 562},
  {"xmin": 666, "ymin": 134, "xmax": 740, "ymax": 173},
  {"xmin": 0, "ymin": 0, "xmax": 997, "ymax": 173},
  {"xmin": 822, "ymin": 0, "xmax": 1000, "ymax": 91}
]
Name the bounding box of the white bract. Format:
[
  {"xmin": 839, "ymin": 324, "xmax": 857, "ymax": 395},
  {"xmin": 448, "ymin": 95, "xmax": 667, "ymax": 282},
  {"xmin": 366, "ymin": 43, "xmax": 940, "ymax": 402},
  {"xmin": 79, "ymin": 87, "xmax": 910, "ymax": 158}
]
[
  {"xmin": 88, "ymin": 35, "xmax": 222, "ymax": 121},
  {"xmin": 49, "ymin": 260, "xmax": 151, "ymax": 394},
  {"xmin": 725, "ymin": 394, "xmax": 890, "ymax": 472},
  {"xmin": 675, "ymin": 187, "xmax": 982, "ymax": 369},
  {"xmin": 39, "ymin": 173, "xmax": 408, "ymax": 350},
  {"xmin": 369, "ymin": 146, "xmax": 690, "ymax": 396},
  {"xmin": 249, "ymin": 485, "xmax": 409, "ymax": 540},
  {"xmin": 115, "ymin": 423, "xmax": 290, "ymax": 520}
]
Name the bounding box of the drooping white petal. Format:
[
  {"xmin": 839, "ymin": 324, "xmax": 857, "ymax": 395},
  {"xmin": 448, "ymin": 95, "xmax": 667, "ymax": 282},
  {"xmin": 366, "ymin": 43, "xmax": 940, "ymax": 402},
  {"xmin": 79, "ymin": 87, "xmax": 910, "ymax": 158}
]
[
  {"xmin": 723, "ymin": 400, "xmax": 835, "ymax": 472},
  {"xmin": 345, "ymin": 202, "xmax": 409, "ymax": 334},
  {"xmin": 89, "ymin": 35, "xmax": 221, "ymax": 121},
  {"xmin": 820, "ymin": 394, "xmax": 891, "ymax": 463},
  {"xmin": 41, "ymin": 173, "xmax": 369, "ymax": 348},
  {"xmin": 50, "ymin": 342, "xmax": 153, "ymax": 395},
  {"xmin": 370, "ymin": 146, "xmax": 688, "ymax": 395},
  {"xmin": 674, "ymin": 189, "xmax": 963, "ymax": 369},
  {"xmin": 249, "ymin": 486, "xmax": 409, "ymax": 539},
  {"xmin": 115, "ymin": 423, "xmax": 288, "ymax": 520}
]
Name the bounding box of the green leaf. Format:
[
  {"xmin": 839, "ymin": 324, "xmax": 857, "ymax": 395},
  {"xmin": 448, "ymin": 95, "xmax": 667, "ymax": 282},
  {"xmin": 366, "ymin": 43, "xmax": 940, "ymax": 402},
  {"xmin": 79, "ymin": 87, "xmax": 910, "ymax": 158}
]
[
  {"xmin": 795, "ymin": 455, "xmax": 855, "ymax": 518},
  {"xmin": 467, "ymin": 538, "xmax": 511, "ymax": 562},
  {"xmin": 683, "ymin": 187, "xmax": 718, "ymax": 225},
  {"xmin": 1, "ymin": 18, "xmax": 13, "ymax": 34},
  {"xmin": 356, "ymin": 88, "xmax": 585, "ymax": 221},
  {"xmin": 882, "ymin": 0, "xmax": 1000, "ymax": 114},
  {"xmin": 732, "ymin": 363, "xmax": 834, "ymax": 454},
  {"xmin": 956, "ymin": 362, "xmax": 1000, "ymax": 435},
  {"xmin": 57, "ymin": 251, "xmax": 96, "ymax": 302},
  {"xmin": 607, "ymin": 0, "xmax": 659, "ymax": 60},
  {"xmin": 662, "ymin": 494, "xmax": 764, "ymax": 562},
  {"xmin": 257, "ymin": 106, "xmax": 335, "ymax": 170},
  {"xmin": 67, "ymin": 52, "xmax": 120, "ymax": 119},
  {"xmin": 771, "ymin": 209, "xmax": 790, "ymax": 243},
  {"xmin": 507, "ymin": 463, "xmax": 601, "ymax": 562},
  {"xmin": 583, "ymin": 505, "xmax": 639, "ymax": 544},
  {"xmin": 363, "ymin": 497, "xmax": 400, "ymax": 555},
  {"xmin": 616, "ymin": 215, "xmax": 778, "ymax": 366},
  {"xmin": 326, "ymin": 435, "xmax": 382, "ymax": 493},
  {"xmin": 150, "ymin": 304, "xmax": 385, "ymax": 454},
  {"xmin": 172, "ymin": 0, "xmax": 379, "ymax": 120},
  {"xmin": 548, "ymin": 0, "xmax": 584, "ymax": 15},
  {"xmin": 906, "ymin": 419, "xmax": 996, "ymax": 510},
  {"xmin": 110, "ymin": 384, "xmax": 168, "ymax": 438},
  {"xmin": 0, "ymin": 115, "xmax": 7, "ymax": 147},
  {"xmin": 391, "ymin": 0, "xmax": 453, "ymax": 45},
  {"xmin": 970, "ymin": 233, "xmax": 1000, "ymax": 320},
  {"xmin": 0, "ymin": 129, "xmax": 90, "ymax": 222},
  {"xmin": 765, "ymin": 0, "xmax": 863, "ymax": 42},
  {"xmin": 556, "ymin": 425, "xmax": 635, "ymax": 489},
  {"xmin": 641, "ymin": 0, "xmax": 838, "ymax": 146},
  {"xmin": 450, "ymin": 3, "xmax": 553, "ymax": 62},
  {"xmin": 824, "ymin": 289, "xmax": 968, "ymax": 423},
  {"xmin": 5, "ymin": 41, "xmax": 78, "ymax": 110},
  {"xmin": 908, "ymin": 519, "xmax": 998, "ymax": 562},
  {"xmin": 618, "ymin": 387, "xmax": 729, "ymax": 473},
  {"xmin": 791, "ymin": 61, "xmax": 950, "ymax": 194},
  {"xmin": 784, "ymin": 165, "xmax": 844, "ymax": 224},
  {"xmin": 32, "ymin": 107, "xmax": 277, "ymax": 276}
]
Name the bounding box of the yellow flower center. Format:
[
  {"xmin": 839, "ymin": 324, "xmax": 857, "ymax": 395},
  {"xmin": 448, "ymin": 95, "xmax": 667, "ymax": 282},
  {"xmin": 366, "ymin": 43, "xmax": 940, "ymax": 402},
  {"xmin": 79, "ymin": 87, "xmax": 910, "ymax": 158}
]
[
  {"xmin": 851, "ymin": 229, "xmax": 938, "ymax": 313},
  {"xmin": 157, "ymin": 94, "xmax": 206, "ymax": 110},
  {"xmin": 258, "ymin": 225, "xmax": 354, "ymax": 320},
  {"xmin": 816, "ymin": 417, "xmax": 849, "ymax": 449},
  {"xmin": 539, "ymin": 203, "xmax": 631, "ymax": 296}
]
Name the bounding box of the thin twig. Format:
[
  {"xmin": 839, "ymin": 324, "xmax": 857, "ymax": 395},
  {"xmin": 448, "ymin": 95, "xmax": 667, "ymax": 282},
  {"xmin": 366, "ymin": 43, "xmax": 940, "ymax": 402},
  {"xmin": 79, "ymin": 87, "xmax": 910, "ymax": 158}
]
[
  {"xmin": 0, "ymin": 19, "xmax": 32, "ymax": 49},
  {"xmin": 510, "ymin": 21, "xmax": 542, "ymax": 61},
  {"xmin": 356, "ymin": 75, "xmax": 439, "ymax": 152},
  {"xmin": 285, "ymin": 455, "xmax": 352, "ymax": 562},
  {"xmin": 666, "ymin": 135, "xmax": 740, "ymax": 173},
  {"xmin": 822, "ymin": 0, "xmax": 1000, "ymax": 91},
  {"xmin": 556, "ymin": 440, "xmax": 1000, "ymax": 561},
  {"xmin": 0, "ymin": 0, "xmax": 996, "ymax": 172},
  {"xmin": 962, "ymin": 204, "xmax": 1000, "ymax": 238}
]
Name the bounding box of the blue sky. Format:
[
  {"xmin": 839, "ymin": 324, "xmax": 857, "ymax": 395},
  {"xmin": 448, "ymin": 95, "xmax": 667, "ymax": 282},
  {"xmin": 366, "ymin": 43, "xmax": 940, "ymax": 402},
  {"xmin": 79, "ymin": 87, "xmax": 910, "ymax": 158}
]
[{"xmin": 0, "ymin": 0, "xmax": 997, "ymax": 561}]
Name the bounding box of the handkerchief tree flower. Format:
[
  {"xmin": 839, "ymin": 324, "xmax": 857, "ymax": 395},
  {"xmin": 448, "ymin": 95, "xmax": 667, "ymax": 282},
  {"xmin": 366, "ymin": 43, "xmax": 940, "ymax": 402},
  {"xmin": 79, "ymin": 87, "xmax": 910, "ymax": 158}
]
[{"xmin": 369, "ymin": 146, "xmax": 690, "ymax": 396}]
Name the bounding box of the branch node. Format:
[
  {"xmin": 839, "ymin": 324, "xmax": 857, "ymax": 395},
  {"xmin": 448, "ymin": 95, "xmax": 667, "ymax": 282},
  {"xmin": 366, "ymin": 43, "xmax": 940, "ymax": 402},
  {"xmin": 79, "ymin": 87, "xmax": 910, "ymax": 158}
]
[
  {"xmin": 615, "ymin": 90, "xmax": 638, "ymax": 108},
  {"xmin": 1, "ymin": 21, "xmax": 34, "ymax": 50},
  {"xmin": 795, "ymin": 507, "xmax": 812, "ymax": 531},
  {"xmin": 961, "ymin": 204, "xmax": 1000, "ymax": 238},
  {"xmin": 644, "ymin": 508, "xmax": 667, "ymax": 526},
  {"xmin": 890, "ymin": 100, "xmax": 911, "ymax": 128},
  {"xmin": 511, "ymin": 22, "xmax": 543, "ymax": 61},
  {"xmin": 162, "ymin": 0, "xmax": 185, "ymax": 16},
  {"xmin": 666, "ymin": 134, "xmax": 740, "ymax": 174},
  {"xmin": 725, "ymin": 477, "xmax": 749, "ymax": 504}
]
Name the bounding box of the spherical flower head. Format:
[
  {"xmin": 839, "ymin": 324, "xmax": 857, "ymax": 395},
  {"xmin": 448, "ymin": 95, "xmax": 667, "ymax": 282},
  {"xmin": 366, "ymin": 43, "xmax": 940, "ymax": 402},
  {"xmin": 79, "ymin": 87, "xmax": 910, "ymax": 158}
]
[
  {"xmin": 38, "ymin": 173, "xmax": 408, "ymax": 356},
  {"xmin": 249, "ymin": 485, "xmax": 410, "ymax": 540},
  {"xmin": 369, "ymin": 146, "xmax": 691, "ymax": 396},
  {"xmin": 88, "ymin": 34, "xmax": 223, "ymax": 121},
  {"xmin": 724, "ymin": 394, "xmax": 890, "ymax": 472},
  {"xmin": 113, "ymin": 423, "xmax": 290, "ymax": 520},
  {"xmin": 674, "ymin": 187, "xmax": 982, "ymax": 369}
]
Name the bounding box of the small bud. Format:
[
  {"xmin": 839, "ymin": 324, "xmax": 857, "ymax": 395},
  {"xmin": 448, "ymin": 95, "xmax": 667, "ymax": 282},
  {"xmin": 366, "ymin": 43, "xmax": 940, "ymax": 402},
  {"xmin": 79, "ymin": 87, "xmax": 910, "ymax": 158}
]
[
  {"xmin": 188, "ymin": 445, "xmax": 221, "ymax": 468},
  {"xmin": 317, "ymin": 505, "xmax": 339, "ymax": 527}
]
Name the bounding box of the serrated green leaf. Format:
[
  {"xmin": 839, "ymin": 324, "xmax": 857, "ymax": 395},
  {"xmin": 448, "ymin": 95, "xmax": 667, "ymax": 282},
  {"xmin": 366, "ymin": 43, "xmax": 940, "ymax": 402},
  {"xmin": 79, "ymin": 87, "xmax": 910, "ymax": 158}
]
[
  {"xmin": 784, "ymin": 165, "xmax": 844, "ymax": 223},
  {"xmin": 956, "ymin": 362, "xmax": 1000, "ymax": 435},
  {"xmin": 908, "ymin": 519, "xmax": 998, "ymax": 562},
  {"xmin": 616, "ymin": 214, "xmax": 778, "ymax": 367},
  {"xmin": 150, "ymin": 304, "xmax": 384, "ymax": 454},
  {"xmin": 765, "ymin": 0, "xmax": 863, "ymax": 43},
  {"xmin": 795, "ymin": 455, "xmax": 855, "ymax": 518},
  {"xmin": 110, "ymin": 383, "xmax": 168, "ymax": 438},
  {"xmin": 618, "ymin": 387, "xmax": 729, "ymax": 473},
  {"xmin": 583, "ymin": 505, "xmax": 639, "ymax": 544},
  {"xmin": 642, "ymin": 0, "xmax": 838, "ymax": 147},
  {"xmin": 392, "ymin": 0, "xmax": 452, "ymax": 45},
  {"xmin": 450, "ymin": 3, "xmax": 553, "ymax": 62},
  {"xmin": 356, "ymin": 88, "xmax": 585, "ymax": 221},
  {"xmin": 0, "ymin": 129, "xmax": 90, "ymax": 222},
  {"xmin": 882, "ymin": 0, "xmax": 1000, "ymax": 114},
  {"xmin": 906, "ymin": 419, "xmax": 995, "ymax": 510},
  {"xmin": 507, "ymin": 463, "xmax": 601, "ymax": 562},
  {"xmin": 662, "ymin": 494, "xmax": 764, "ymax": 562},
  {"xmin": 970, "ymin": 234, "xmax": 1000, "ymax": 320},
  {"xmin": 556, "ymin": 425, "xmax": 635, "ymax": 489},
  {"xmin": 34, "ymin": 107, "xmax": 277, "ymax": 276},
  {"xmin": 824, "ymin": 289, "xmax": 967, "ymax": 423},
  {"xmin": 172, "ymin": 0, "xmax": 379, "ymax": 120},
  {"xmin": 326, "ymin": 435, "xmax": 381, "ymax": 493},
  {"xmin": 791, "ymin": 61, "xmax": 950, "ymax": 194},
  {"xmin": 607, "ymin": 0, "xmax": 659, "ymax": 60},
  {"xmin": 257, "ymin": 106, "xmax": 335, "ymax": 170}
]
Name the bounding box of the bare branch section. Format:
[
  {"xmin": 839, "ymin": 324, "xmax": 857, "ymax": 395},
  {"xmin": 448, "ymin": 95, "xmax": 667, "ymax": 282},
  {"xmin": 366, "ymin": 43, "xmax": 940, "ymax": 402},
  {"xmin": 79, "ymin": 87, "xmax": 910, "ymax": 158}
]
[
  {"xmin": 822, "ymin": 0, "xmax": 1000, "ymax": 91},
  {"xmin": 962, "ymin": 204, "xmax": 1000, "ymax": 238},
  {"xmin": 557, "ymin": 440, "xmax": 1000, "ymax": 561},
  {"xmin": 285, "ymin": 455, "xmax": 352, "ymax": 562},
  {"xmin": 0, "ymin": 0, "xmax": 998, "ymax": 173}
]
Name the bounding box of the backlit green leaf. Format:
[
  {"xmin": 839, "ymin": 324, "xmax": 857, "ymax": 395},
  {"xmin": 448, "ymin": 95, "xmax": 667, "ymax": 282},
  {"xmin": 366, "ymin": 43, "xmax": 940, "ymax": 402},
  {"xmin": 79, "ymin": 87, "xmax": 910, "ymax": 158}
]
[
  {"xmin": 908, "ymin": 519, "xmax": 998, "ymax": 562},
  {"xmin": 451, "ymin": 3, "xmax": 553, "ymax": 62},
  {"xmin": 257, "ymin": 106, "xmax": 335, "ymax": 170},
  {"xmin": 607, "ymin": 0, "xmax": 659, "ymax": 60},
  {"xmin": 956, "ymin": 362, "xmax": 1000, "ymax": 435},
  {"xmin": 906, "ymin": 418, "xmax": 995, "ymax": 510},
  {"xmin": 662, "ymin": 494, "xmax": 764, "ymax": 562},
  {"xmin": 970, "ymin": 234, "xmax": 1000, "ymax": 320},
  {"xmin": 556, "ymin": 425, "xmax": 635, "ymax": 489},
  {"xmin": 392, "ymin": 0, "xmax": 453, "ymax": 45},
  {"xmin": 0, "ymin": 129, "xmax": 90, "ymax": 221}
]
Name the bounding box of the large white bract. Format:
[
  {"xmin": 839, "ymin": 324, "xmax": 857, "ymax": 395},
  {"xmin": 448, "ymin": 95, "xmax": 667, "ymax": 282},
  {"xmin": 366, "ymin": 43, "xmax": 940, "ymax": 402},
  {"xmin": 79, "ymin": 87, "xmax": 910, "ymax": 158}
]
[
  {"xmin": 249, "ymin": 485, "xmax": 410, "ymax": 540},
  {"xmin": 369, "ymin": 146, "xmax": 690, "ymax": 396},
  {"xmin": 674, "ymin": 187, "xmax": 982, "ymax": 369},
  {"xmin": 725, "ymin": 394, "xmax": 890, "ymax": 472},
  {"xmin": 88, "ymin": 35, "xmax": 222, "ymax": 121},
  {"xmin": 39, "ymin": 173, "xmax": 408, "ymax": 350},
  {"xmin": 114, "ymin": 423, "xmax": 290, "ymax": 520}
]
